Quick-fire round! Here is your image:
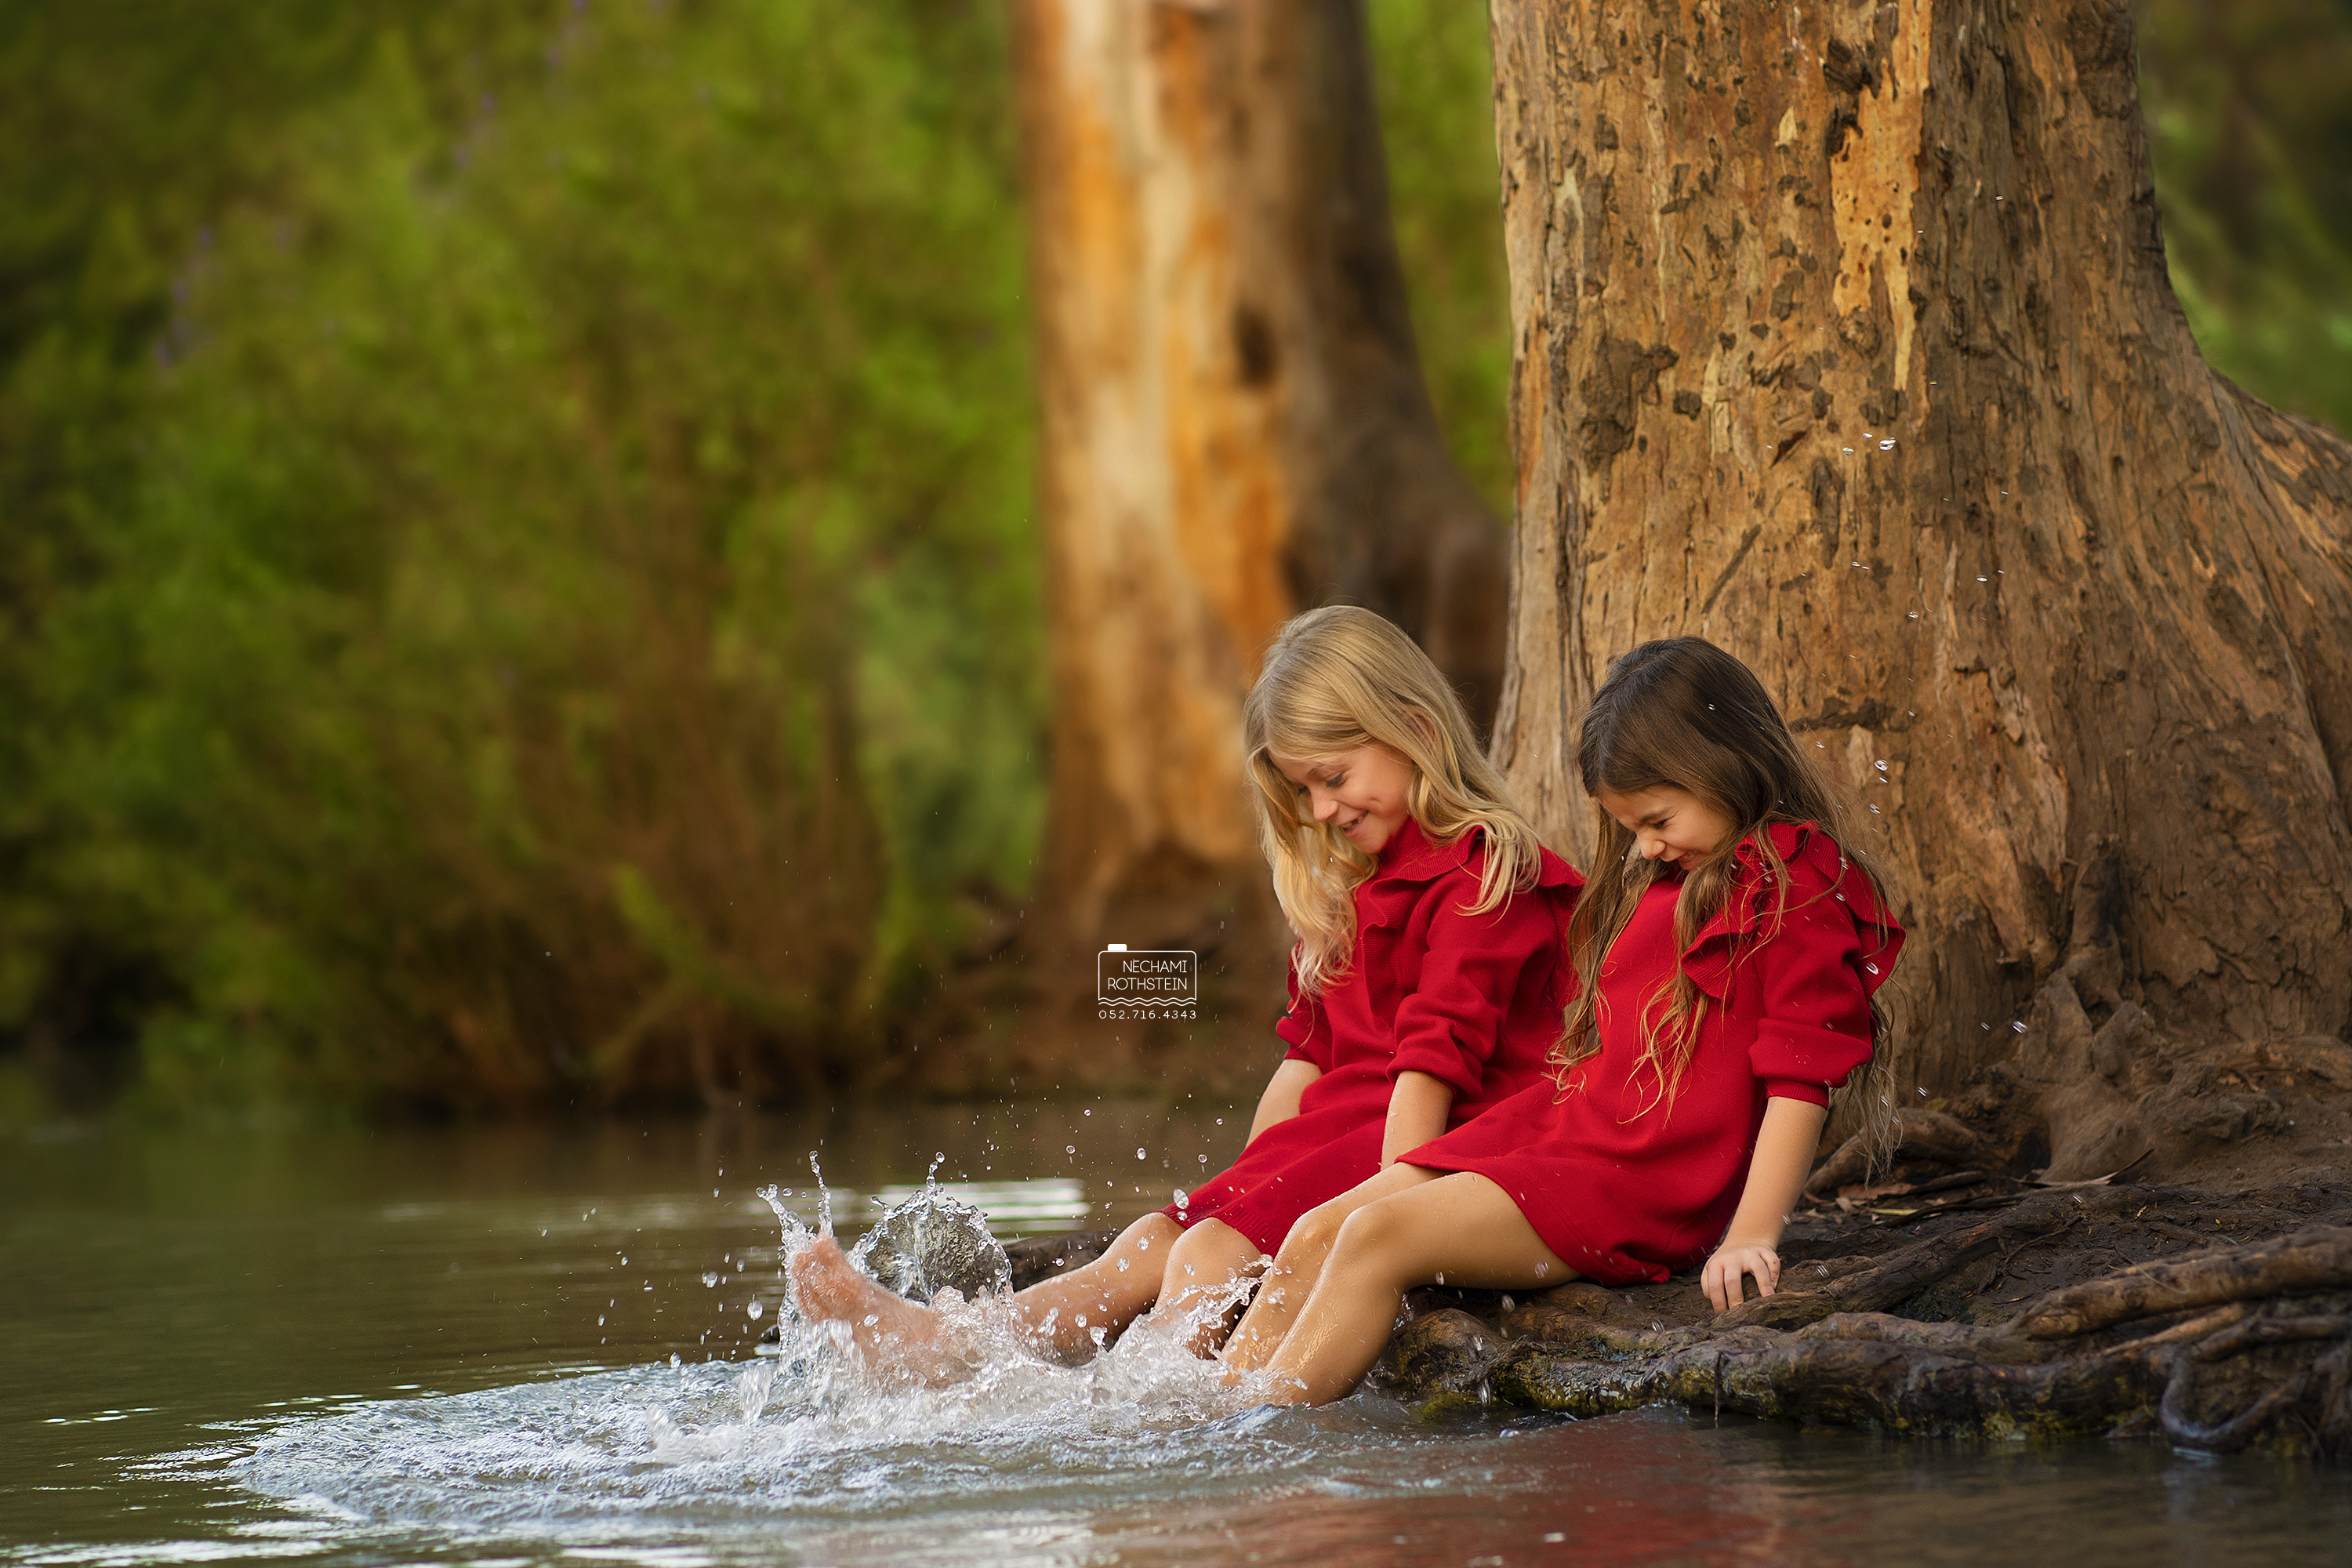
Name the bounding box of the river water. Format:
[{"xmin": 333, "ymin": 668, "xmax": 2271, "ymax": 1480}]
[{"xmin": 5, "ymin": 1101, "xmax": 2349, "ymax": 1566}]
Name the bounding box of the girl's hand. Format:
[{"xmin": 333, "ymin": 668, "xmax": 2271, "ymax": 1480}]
[
  {"xmin": 1703, "ymin": 1241, "xmax": 1781, "ymax": 1312},
  {"xmin": 1378, "ymin": 1070, "xmax": 1454, "ymax": 1168},
  {"xmin": 1704, "ymin": 1098, "xmax": 1823, "ymax": 1312}
]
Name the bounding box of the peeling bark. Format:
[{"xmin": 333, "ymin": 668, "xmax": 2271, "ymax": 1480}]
[{"xmin": 1483, "ymin": 0, "xmax": 2352, "ymax": 1160}]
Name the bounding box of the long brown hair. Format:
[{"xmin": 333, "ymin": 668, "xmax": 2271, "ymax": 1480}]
[
  {"xmin": 1553, "ymin": 638, "xmax": 1895, "ymax": 1112},
  {"xmin": 1244, "ymin": 606, "xmax": 1545, "ymax": 993}
]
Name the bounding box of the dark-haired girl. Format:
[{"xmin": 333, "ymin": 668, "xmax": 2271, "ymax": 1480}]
[{"xmin": 1222, "ymin": 637, "xmax": 1904, "ymax": 1405}]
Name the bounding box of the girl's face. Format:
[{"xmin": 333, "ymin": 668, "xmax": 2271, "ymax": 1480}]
[
  {"xmin": 1272, "ymin": 743, "xmax": 1417, "ymax": 855},
  {"xmin": 1593, "ymin": 785, "xmax": 1735, "ymax": 873}
]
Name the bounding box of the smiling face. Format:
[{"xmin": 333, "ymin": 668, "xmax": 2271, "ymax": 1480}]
[
  {"xmin": 1271, "ymin": 743, "xmax": 1417, "ymax": 855},
  {"xmin": 1593, "ymin": 784, "xmax": 1737, "ymax": 873}
]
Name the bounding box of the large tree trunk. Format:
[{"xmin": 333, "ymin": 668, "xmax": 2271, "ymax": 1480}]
[
  {"xmin": 1011, "ymin": 0, "xmax": 1508, "ymax": 980},
  {"xmin": 1484, "ymin": 0, "xmax": 2352, "ymax": 1174}
]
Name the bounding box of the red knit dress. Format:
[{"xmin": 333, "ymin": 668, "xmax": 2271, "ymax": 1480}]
[
  {"xmin": 1403, "ymin": 821, "xmax": 1902, "ymax": 1286},
  {"xmin": 1160, "ymin": 817, "xmax": 1584, "ymax": 1254}
]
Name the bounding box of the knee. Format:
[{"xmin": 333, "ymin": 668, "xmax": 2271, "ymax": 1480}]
[
  {"xmin": 1280, "ymin": 1200, "xmax": 1350, "ymax": 1263},
  {"xmin": 1330, "ymin": 1199, "xmax": 1417, "ymax": 1268},
  {"xmin": 1165, "ymin": 1218, "xmax": 1250, "ymax": 1280}
]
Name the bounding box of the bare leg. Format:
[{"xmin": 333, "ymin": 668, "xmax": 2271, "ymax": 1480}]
[
  {"xmin": 1221, "ymin": 1164, "xmax": 1437, "ymax": 1371},
  {"xmin": 789, "ymin": 1213, "xmax": 1182, "ymax": 1378},
  {"xmin": 1251, "ymin": 1171, "xmax": 1571, "ymax": 1406},
  {"xmin": 1145, "ymin": 1218, "xmax": 1267, "ymax": 1356}
]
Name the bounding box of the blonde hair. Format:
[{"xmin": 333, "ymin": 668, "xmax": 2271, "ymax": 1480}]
[
  {"xmin": 1552, "ymin": 638, "xmax": 1896, "ymax": 1118},
  {"xmin": 1244, "ymin": 606, "xmax": 1545, "ymax": 993}
]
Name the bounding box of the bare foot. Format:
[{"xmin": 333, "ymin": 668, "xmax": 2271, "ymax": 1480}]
[{"xmin": 787, "ymin": 1236, "xmax": 974, "ymax": 1386}]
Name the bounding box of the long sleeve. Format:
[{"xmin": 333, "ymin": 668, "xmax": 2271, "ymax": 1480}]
[
  {"xmin": 1385, "ymin": 872, "xmax": 1555, "ymax": 1100},
  {"xmin": 1742, "ymin": 886, "xmax": 1878, "ymax": 1105}
]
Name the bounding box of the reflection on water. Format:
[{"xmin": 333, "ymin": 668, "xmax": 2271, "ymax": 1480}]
[{"xmin": 5, "ymin": 1102, "xmax": 2351, "ymax": 1567}]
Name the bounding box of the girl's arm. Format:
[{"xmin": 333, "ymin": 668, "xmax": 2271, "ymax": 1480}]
[
  {"xmin": 1379, "ymin": 1070, "xmax": 1454, "ymax": 1167},
  {"xmin": 1247, "ymin": 1058, "xmax": 1324, "ymax": 1145},
  {"xmin": 1702, "ymin": 1097, "xmax": 1828, "ymax": 1312}
]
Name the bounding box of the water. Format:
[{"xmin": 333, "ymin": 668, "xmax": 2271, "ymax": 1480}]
[{"xmin": 6, "ymin": 1104, "xmax": 2351, "ymax": 1567}]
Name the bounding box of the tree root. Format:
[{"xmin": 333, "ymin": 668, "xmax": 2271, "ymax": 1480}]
[{"xmin": 1374, "ymin": 1199, "xmax": 2352, "ymax": 1455}]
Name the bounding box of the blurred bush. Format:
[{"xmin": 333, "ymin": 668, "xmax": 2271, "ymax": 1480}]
[
  {"xmin": 2, "ymin": 1, "xmax": 1039, "ymax": 1112},
  {"xmin": 2140, "ymin": 0, "xmax": 2352, "ymax": 435},
  {"xmin": 1367, "ymin": 0, "xmax": 1515, "ymax": 520}
]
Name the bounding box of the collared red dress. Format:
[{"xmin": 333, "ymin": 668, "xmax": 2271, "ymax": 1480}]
[
  {"xmin": 1160, "ymin": 816, "xmax": 1584, "ymax": 1254},
  {"xmin": 1403, "ymin": 820, "xmax": 1903, "ymax": 1286}
]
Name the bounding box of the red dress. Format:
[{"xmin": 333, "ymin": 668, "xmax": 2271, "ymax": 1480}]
[
  {"xmin": 1404, "ymin": 821, "xmax": 1902, "ymax": 1286},
  {"xmin": 1161, "ymin": 817, "xmax": 1584, "ymax": 1254}
]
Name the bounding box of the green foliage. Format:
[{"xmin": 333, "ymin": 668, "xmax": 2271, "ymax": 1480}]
[
  {"xmin": 2139, "ymin": 0, "xmax": 2352, "ymax": 436},
  {"xmin": 7, "ymin": 2, "xmax": 1040, "ymax": 1112},
  {"xmin": 1367, "ymin": 0, "xmax": 1516, "ymax": 518}
]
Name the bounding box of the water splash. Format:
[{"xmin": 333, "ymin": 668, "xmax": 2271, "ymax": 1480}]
[
  {"xmin": 846, "ymin": 1174, "xmax": 1009, "ymax": 1304},
  {"xmin": 757, "ymin": 1184, "xmax": 813, "ymax": 1254}
]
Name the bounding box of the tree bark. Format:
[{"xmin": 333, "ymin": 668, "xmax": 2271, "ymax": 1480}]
[
  {"xmin": 1484, "ymin": 0, "xmax": 2352, "ymax": 1167},
  {"xmin": 1011, "ymin": 0, "xmax": 1508, "ymax": 967}
]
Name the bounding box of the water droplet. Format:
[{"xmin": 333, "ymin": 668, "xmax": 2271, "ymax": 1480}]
[
  {"xmin": 1065, "ymin": 1145, "xmax": 1076, "ymax": 1155},
  {"xmin": 1116, "ymin": 1258, "xmax": 1131, "ymax": 1272},
  {"xmin": 1866, "ymin": 962, "xmax": 1880, "ymax": 974},
  {"xmin": 1074, "ymin": 1313, "xmax": 1088, "ymax": 1327},
  {"xmin": 1976, "ymin": 575, "xmax": 1988, "ymax": 582},
  {"xmin": 2012, "ymin": 1021, "xmax": 2028, "ymax": 1033},
  {"xmin": 597, "ymin": 1315, "xmax": 605, "ymax": 1327},
  {"xmin": 702, "ymin": 1271, "xmax": 719, "ymax": 1288},
  {"xmin": 1874, "ymin": 760, "xmax": 1889, "ymax": 771},
  {"xmin": 1908, "ymin": 611, "xmax": 1919, "ymax": 619},
  {"xmin": 1879, "ymin": 438, "xmax": 1896, "ymax": 451},
  {"xmin": 1136, "ymin": 1148, "xmax": 1148, "ymax": 1160},
  {"xmin": 746, "ymin": 1301, "xmax": 763, "ymax": 1319}
]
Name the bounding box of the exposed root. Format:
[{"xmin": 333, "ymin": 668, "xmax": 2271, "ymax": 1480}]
[
  {"xmin": 1714, "ymin": 1199, "xmax": 2079, "ymax": 1330},
  {"xmin": 2009, "ymin": 1227, "xmax": 2352, "ymax": 1338},
  {"xmin": 1364, "ymin": 1188, "xmax": 2352, "ymax": 1455},
  {"xmin": 1806, "ymin": 1109, "xmax": 1991, "ymax": 1196}
]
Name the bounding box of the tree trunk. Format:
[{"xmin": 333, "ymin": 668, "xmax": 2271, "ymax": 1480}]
[
  {"xmin": 1011, "ymin": 0, "xmax": 1508, "ymax": 977},
  {"xmin": 1484, "ymin": 0, "xmax": 2352, "ymax": 1173}
]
